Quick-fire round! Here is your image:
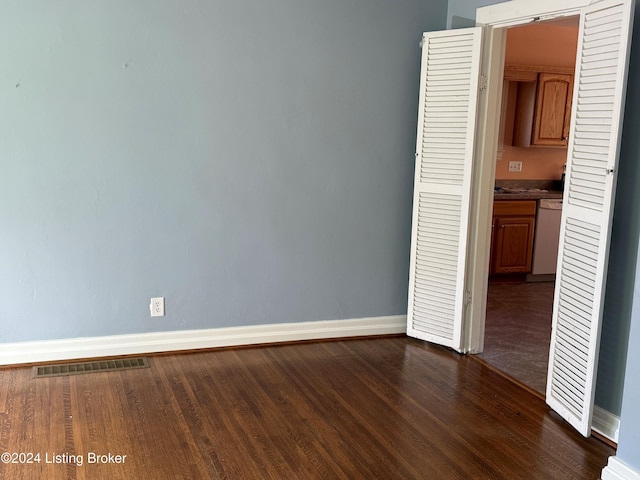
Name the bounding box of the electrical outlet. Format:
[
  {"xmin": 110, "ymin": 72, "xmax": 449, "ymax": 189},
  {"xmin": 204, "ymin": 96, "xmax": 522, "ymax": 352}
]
[
  {"xmin": 150, "ymin": 297, "xmax": 165, "ymax": 317},
  {"xmin": 508, "ymin": 161, "xmax": 523, "ymax": 172}
]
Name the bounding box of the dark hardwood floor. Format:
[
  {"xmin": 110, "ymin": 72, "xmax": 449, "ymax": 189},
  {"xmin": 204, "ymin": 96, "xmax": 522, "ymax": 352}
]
[
  {"xmin": 477, "ymin": 281, "xmax": 555, "ymax": 395},
  {"xmin": 0, "ymin": 337, "xmax": 613, "ymax": 479}
]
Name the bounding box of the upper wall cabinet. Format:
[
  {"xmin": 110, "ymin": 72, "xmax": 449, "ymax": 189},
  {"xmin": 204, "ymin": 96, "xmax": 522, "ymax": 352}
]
[
  {"xmin": 532, "ymin": 73, "xmax": 574, "ymax": 146},
  {"xmin": 501, "ymin": 65, "xmax": 574, "ymax": 149}
]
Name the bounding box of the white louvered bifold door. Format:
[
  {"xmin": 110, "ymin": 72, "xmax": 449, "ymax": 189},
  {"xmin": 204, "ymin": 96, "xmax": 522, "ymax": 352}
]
[
  {"xmin": 546, "ymin": 0, "xmax": 635, "ymax": 436},
  {"xmin": 406, "ymin": 28, "xmax": 483, "ymax": 352}
]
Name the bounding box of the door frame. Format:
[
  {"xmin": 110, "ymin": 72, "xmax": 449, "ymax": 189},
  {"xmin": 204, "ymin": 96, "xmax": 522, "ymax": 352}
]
[{"xmin": 463, "ymin": 0, "xmax": 593, "ymax": 354}]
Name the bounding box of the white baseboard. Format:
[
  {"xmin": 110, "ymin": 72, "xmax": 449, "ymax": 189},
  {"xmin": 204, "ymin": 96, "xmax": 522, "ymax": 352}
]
[
  {"xmin": 593, "ymin": 405, "xmax": 620, "ymax": 443},
  {"xmin": 602, "ymin": 457, "xmax": 640, "ymax": 480},
  {"xmin": 0, "ymin": 315, "xmax": 407, "ymax": 366}
]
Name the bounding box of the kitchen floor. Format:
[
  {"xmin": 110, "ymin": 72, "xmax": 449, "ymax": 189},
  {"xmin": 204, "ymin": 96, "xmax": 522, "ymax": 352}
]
[{"xmin": 475, "ymin": 280, "xmax": 555, "ymax": 395}]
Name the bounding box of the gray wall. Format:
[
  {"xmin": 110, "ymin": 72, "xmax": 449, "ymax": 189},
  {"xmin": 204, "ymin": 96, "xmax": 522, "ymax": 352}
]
[
  {"xmin": 0, "ymin": 0, "xmax": 448, "ymax": 343},
  {"xmin": 446, "ymin": 0, "xmax": 503, "ymax": 28},
  {"xmin": 596, "ymin": 3, "xmax": 640, "ymax": 416},
  {"xmin": 608, "ymin": 5, "xmax": 640, "ymax": 471},
  {"xmin": 616, "ymin": 241, "xmax": 640, "ymax": 469}
]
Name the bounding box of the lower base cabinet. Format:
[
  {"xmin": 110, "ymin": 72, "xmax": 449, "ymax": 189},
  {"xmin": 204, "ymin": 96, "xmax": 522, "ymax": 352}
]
[{"xmin": 490, "ymin": 200, "xmax": 536, "ymax": 274}]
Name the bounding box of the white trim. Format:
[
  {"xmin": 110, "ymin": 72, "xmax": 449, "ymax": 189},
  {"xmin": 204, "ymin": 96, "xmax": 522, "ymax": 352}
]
[
  {"xmin": 464, "ymin": 25, "xmax": 506, "ymax": 354},
  {"xmin": 476, "ymin": 0, "xmax": 590, "ymax": 27},
  {"xmin": 602, "ymin": 457, "xmax": 640, "ymax": 480},
  {"xmin": 0, "ymin": 315, "xmax": 406, "ymax": 366},
  {"xmin": 592, "ymin": 406, "xmax": 620, "ymax": 443},
  {"xmin": 467, "ymin": 0, "xmax": 594, "ymax": 357}
]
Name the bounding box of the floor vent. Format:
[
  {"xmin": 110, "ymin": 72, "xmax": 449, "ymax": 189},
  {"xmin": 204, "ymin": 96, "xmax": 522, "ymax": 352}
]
[{"xmin": 33, "ymin": 357, "xmax": 150, "ymax": 378}]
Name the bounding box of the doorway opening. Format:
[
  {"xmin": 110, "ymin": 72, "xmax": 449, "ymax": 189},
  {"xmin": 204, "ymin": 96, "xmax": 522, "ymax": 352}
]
[{"xmin": 476, "ymin": 17, "xmax": 580, "ymax": 396}]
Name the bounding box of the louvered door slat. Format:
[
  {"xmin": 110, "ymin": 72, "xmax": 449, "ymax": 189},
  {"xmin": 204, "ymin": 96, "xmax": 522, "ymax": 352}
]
[
  {"xmin": 406, "ymin": 27, "xmax": 482, "ymax": 351},
  {"xmin": 546, "ymin": 0, "xmax": 634, "ymax": 437}
]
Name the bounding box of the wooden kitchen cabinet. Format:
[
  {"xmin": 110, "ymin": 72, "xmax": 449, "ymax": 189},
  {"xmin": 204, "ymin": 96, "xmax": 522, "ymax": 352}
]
[
  {"xmin": 532, "ymin": 73, "xmax": 574, "ymax": 146},
  {"xmin": 491, "ymin": 200, "xmax": 536, "ymax": 274},
  {"xmin": 501, "ymin": 66, "xmax": 574, "ymax": 148}
]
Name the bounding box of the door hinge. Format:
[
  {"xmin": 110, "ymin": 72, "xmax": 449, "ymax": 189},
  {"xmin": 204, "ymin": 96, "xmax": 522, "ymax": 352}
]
[
  {"xmin": 479, "ymin": 74, "xmax": 488, "ymax": 92},
  {"xmin": 464, "ymin": 290, "xmax": 472, "ymax": 305},
  {"xmin": 419, "ymin": 35, "xmax": 426, "ymax": 49}
]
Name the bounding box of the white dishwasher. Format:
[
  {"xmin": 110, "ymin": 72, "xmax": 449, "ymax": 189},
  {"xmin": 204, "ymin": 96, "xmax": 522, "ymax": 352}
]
[{"xmin": 531, "ymin": 198, "xmax": 563, "ymax": 275}]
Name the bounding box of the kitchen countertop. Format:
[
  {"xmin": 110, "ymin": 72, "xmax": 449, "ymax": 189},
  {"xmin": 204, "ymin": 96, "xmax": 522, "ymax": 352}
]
[{"xmin": 493, "ymin": 189, "xmax": 564, "ymax": 201}]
